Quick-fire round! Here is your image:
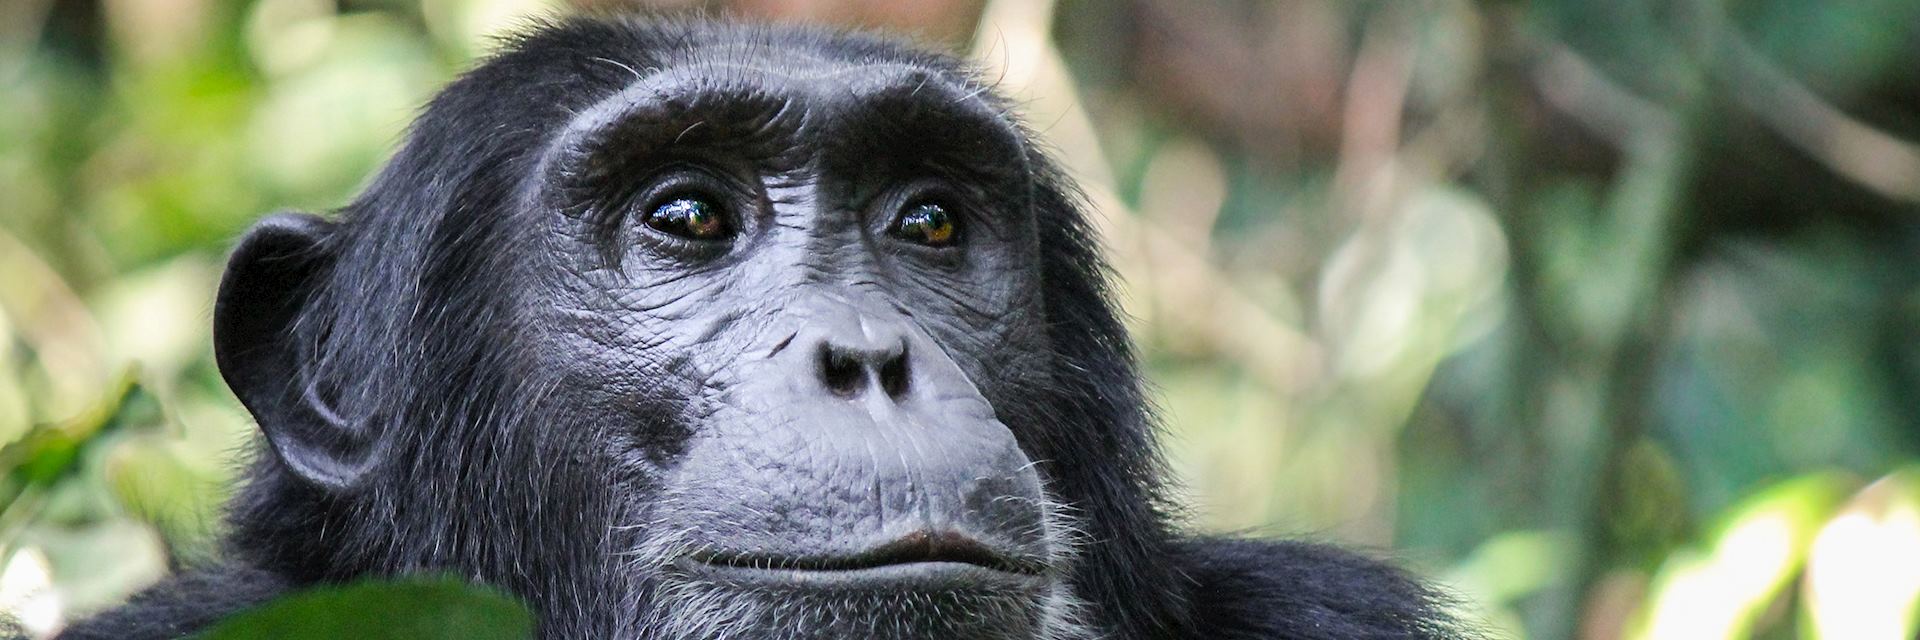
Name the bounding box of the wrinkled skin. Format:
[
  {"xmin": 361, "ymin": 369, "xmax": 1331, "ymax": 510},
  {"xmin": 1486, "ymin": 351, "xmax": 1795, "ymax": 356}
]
[
  {"xmin": 61, "ymin": 17, "xmax": 1477, "ymax": 640},
  {"xmin": 535, "ymin": 49, "xmax": 1077, "ymax": 638}
]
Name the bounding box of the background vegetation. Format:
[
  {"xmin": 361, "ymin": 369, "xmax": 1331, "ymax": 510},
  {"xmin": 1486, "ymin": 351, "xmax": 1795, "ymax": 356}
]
[{"xmin": 2, "ymin": 0, "xmax": 1918, "ymax": 637}]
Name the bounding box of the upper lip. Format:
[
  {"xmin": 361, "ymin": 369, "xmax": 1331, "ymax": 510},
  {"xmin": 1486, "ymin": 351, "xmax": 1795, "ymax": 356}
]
[{"xmin": 690, "ymin": 530, "xmax": 1046, "ymax": 575}]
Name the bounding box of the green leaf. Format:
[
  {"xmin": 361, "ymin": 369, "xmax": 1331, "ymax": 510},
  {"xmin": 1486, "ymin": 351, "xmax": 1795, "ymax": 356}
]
[{"xmin": 195, "ymin": 578, "xmax": 534, "ymax": 640}]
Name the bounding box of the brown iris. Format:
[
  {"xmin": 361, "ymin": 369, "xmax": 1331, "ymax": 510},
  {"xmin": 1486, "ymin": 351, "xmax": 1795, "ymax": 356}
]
[
  {"xmin": 894, "ymin": 202, "xmax": 957, "ymax": 247},
  {"xmin": 645, "ymin": 197, "xmax": 728, "ymax": 240}
]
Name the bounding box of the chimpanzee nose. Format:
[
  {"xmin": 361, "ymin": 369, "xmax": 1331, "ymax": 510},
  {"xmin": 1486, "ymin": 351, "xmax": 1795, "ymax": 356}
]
[{"xmin": 815, "ymin": 330, "xmax": 911, "ymax": 399}]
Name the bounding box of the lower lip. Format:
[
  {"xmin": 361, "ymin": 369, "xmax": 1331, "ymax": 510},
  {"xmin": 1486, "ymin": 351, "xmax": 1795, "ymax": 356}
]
[{"xmin": 674, "ymin": 558, "xmax": 1048, "ymax": 590}]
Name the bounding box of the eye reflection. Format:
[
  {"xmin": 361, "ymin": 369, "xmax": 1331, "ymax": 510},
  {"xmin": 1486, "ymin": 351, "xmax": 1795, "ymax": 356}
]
[
  {"xmin": 646, "ymin": 197, "xmax": 728, "ymax": 240},
  {"xmin": 894, "ymin": 202, "xmax": 957, "ymax": 247}
]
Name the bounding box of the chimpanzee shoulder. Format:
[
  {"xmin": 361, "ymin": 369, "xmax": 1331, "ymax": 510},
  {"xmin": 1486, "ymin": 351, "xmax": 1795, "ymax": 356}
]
[{"xmin": 1178, "ymin": 538, "xmax": 1476, "ymax": 639}]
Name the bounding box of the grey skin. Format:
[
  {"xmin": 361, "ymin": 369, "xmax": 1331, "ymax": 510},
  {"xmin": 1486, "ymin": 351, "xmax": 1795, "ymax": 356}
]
[{"xmin": 519, "ymin": 54, "xmax": 1075, "ymax": 636}]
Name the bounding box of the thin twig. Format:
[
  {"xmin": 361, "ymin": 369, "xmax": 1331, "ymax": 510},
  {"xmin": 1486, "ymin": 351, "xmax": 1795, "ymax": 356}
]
[{"xmin": 1720, "ymin": 35, "xmax": 1920, "ymax": 203}]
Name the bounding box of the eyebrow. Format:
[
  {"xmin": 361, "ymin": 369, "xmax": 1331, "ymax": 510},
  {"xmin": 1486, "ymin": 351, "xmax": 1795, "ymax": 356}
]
[
  {"xmin": 540, "ymin": 79, "xmax": 802, "ymax": 196},
  {"xmin": 536, "ymin": 59, "xmax": 1030, "ymax": 208},
  {"xmin": 818, "ymin": 71, "xmax": 1032, "ymax": 183}
]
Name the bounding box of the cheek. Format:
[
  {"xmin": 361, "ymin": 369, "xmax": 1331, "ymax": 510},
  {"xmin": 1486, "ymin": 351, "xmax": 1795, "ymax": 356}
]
[
  {"xmin": 536, "ymin": 274, "xmax": 795, "ymax": 430},
  {"xmin": 907, "ymin": 274, "xmax": 1048, "ymax": 395}
]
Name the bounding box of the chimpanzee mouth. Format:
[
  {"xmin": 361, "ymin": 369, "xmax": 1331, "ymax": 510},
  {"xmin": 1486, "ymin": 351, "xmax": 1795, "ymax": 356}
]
[{"xmin": 679, "ymin": 530, "xmax": 1050, "ymax": 588}]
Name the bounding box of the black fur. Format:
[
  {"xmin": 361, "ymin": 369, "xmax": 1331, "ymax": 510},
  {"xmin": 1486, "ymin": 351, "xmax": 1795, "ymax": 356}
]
[{"xmin": 61, "ymin": 17, "xmax": 1476, "ymax": 640}]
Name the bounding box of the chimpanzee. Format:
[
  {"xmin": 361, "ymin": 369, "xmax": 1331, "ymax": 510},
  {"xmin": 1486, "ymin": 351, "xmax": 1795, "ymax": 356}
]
[{"xmin": 61, "ymin": 16, "xmax": 1476, "ymax": 640}]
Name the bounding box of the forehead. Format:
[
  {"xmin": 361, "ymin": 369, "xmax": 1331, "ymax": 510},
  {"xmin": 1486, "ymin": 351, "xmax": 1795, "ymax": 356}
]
[{"xmin": 548, "ymin": 42, "xmax": 1024, "ymax": 171}]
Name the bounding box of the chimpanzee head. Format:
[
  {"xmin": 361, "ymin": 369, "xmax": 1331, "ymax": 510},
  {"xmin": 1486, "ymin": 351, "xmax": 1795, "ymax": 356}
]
[{"xmin": 210, "ymin": 18, "xmax": 1181, "ymax": 640}]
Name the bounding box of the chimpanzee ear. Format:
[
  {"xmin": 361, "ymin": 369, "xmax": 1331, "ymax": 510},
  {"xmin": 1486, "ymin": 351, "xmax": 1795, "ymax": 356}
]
[{"xmin": 214, "ymin": 212, "xmax": 374, "ymax": 492}]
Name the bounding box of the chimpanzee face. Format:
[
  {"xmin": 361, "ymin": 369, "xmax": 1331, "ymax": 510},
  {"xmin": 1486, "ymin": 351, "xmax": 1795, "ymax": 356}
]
[{"xmin": 524, "ymin": 52, "xmax": 1079, "ymax": 639}]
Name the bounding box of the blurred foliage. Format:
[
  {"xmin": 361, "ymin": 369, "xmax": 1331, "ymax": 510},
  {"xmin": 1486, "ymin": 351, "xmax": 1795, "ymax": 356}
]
[{"xmin": 1, "ymin": 0, "xmax": 1918, "ymax": 637}]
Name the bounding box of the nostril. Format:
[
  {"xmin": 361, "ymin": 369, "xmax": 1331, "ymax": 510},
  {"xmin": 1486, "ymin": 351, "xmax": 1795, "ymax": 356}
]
[
  {"xmin": 878, "ymin": 346, "xmax": 910, "ymax": 399},
  {"xmin": 819, "ymin": 346, "xmax": 864, "ymax": 397}
]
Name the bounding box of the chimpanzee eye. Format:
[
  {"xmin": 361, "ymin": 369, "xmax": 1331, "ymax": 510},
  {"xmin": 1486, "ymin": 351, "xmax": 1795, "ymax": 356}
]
[
  {"xmin": 892, "ymin": 201, "xmax": 958, "ymax": 247},
  {"xmin": 644, "ymin": 196, "xmax": 729, "ymax": 241}
]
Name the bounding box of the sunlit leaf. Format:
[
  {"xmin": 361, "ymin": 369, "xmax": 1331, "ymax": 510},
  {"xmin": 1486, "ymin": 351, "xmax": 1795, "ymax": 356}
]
[
  {"xmin": 1802, "ymin": 468, "xmax": 1920, "ymax": 640},
  {"xmin": 0, "ymin": 547, "xmax": 60, "ymax": 638},
  {"xmin": 1631, "ymin": 473, "xmax": 1852, "ymax": 640}
]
